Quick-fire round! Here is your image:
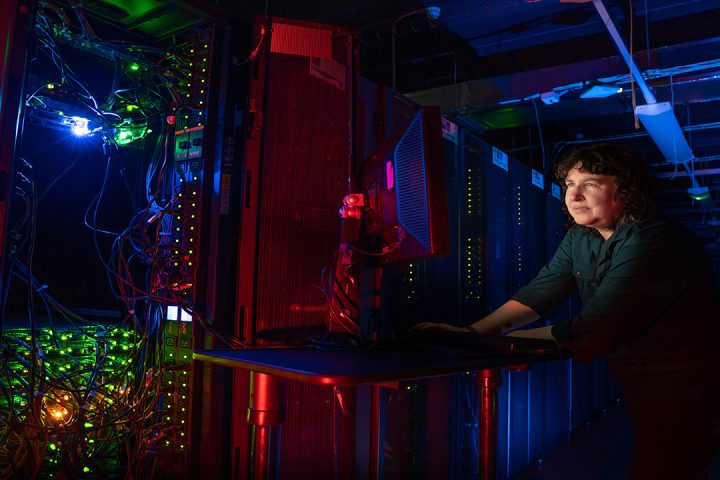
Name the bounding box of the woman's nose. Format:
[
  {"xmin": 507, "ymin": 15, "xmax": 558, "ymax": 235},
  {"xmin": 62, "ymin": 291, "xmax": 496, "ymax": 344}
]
[{"xmin": 568, "ymin": 187, "xmax": 584, "ymax": 200}]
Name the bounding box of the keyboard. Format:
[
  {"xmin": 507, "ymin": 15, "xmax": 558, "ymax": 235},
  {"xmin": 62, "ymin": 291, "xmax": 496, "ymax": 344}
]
[{"xmin": 402, "ymin": 329, "xmax": 559, "ymax": 354}]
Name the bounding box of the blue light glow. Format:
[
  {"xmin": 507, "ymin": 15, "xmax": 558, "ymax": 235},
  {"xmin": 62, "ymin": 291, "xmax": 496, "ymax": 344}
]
[{"xmin": 69, "ymin": 116, "xmax": 91, "ymax": 136}]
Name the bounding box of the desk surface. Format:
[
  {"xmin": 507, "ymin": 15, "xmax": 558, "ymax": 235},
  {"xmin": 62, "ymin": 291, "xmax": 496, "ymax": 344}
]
[{"xmin": 194, "ymin": 345, "xmax": 570, "ymax": 386}]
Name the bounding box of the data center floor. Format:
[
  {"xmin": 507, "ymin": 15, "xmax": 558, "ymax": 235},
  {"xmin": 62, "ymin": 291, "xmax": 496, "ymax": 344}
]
[{"xmin": 515, "ymin": 401, "xmax": 720, "ymax": 480}]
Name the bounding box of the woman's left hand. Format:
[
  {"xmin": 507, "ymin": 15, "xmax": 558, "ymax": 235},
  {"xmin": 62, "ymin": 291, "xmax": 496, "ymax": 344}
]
[{"xmin": 506, "ymin": 325, "xmax": 559, "ymax": 345}]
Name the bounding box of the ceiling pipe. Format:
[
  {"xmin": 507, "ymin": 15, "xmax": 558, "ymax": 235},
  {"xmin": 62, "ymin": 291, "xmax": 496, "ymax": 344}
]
[
  {"xmin": 589, "ymin": 0, "xmax": 656, "ymax": 104},
  {"xmin": 654, "ymin": 168, "xmax": 720, "ymax": 179},
  {"xmin": 590, "ymin": 0, "xmax": 710, "ymax": 202}
]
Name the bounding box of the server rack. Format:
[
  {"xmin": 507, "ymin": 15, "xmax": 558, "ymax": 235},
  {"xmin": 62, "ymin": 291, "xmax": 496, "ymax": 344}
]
[
  {"xmin": 232, "ymin": 16, "xmax": 358, "ymax": 479},
  {"xmin": 0, "ymin": 3, "xmax": 237, "ymax": 477},
  {"xmin": 422, "ymin": 129, "xmax": 621, "ymax": 479}
]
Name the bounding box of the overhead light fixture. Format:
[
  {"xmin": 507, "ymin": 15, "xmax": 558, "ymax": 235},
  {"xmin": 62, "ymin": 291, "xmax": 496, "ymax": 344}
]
[
  {"xmin": 540, "ymin": 91, "xmax": 561, "ymax": 105},
  {"xmin": 688, "ymin": 186, "xmax": 711, "ymax": 201},
  {"xmin": 579, "ymin": 83, "xmax": 623, "ymax": 98},
  {"xmin": 425, "ymin": 6, "xmax": 441, "ymax": 20},
  {"xmin": 635, "ymin": 102, "xmax": 694, "ymax": 164}
]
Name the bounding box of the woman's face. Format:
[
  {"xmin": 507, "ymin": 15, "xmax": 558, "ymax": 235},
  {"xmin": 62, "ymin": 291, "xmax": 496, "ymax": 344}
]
[{"xmin": 564, "ymin": 165, "xmax": 623, "ymax": 236}]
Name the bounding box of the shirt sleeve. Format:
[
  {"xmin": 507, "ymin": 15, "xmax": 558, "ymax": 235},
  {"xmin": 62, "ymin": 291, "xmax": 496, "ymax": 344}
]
[
  {"xmin": 511, "ymin": 230, "xmax": 578, "ymax": 318},
  {"xmin": 551, "ymin": 222, "xmax": 680, "ymax": 362}
]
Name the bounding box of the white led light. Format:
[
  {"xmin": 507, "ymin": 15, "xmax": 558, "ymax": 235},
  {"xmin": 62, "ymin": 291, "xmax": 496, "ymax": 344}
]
[
  {"xmin": 167, "ymin": 306, "xmax": 179, "ymax": 321},
  {"xmin": 69, "ymin": 116, "xmax": 90, "ymax": 136}
]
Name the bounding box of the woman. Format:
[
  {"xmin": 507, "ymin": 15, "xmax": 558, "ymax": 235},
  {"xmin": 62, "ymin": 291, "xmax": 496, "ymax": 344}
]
[{"xmin": 416, "ymin": 143, "xmax": 720, "ymax": 479}]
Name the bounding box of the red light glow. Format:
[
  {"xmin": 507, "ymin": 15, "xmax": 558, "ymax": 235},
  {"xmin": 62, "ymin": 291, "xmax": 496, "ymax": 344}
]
[{"xmin": 385, "ymin": 161, "xmax": 394, "ymax": 189}]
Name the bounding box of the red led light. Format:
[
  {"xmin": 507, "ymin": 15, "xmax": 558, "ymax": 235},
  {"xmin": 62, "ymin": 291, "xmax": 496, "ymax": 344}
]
[{"xmin": 385, "ymin": 161, "xmax": 394, "ymax": 189}]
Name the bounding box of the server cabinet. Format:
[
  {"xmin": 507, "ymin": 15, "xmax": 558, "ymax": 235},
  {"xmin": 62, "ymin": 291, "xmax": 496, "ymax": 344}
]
[{"xmin": 232, "ymin": 16, "xmax": 357, "ymax": 479}]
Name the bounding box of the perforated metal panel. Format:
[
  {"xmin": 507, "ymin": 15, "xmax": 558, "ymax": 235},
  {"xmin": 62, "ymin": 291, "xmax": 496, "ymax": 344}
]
[
  {"xmin": 394, "ymin": 112, "xmax": 431, "ymax": 251},
  {"xmin": 235, "ymin": 16, "xmax": 357, "ymax": 478}
]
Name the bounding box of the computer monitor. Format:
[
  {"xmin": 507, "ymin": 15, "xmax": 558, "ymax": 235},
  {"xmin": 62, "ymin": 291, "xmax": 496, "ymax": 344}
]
[
  {"xmin": 325, "ymin": 105, "xmax": 449, "ymax": 342},
  {"xmin": 356, "ymin": 106, "xmax": 450, "ymax": 263}
]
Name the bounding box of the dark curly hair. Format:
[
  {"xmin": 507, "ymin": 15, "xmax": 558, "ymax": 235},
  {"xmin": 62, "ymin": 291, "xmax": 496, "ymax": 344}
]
[{"xmin": 553, "ymin": 143, "xmax": 657, "ymax": 234}]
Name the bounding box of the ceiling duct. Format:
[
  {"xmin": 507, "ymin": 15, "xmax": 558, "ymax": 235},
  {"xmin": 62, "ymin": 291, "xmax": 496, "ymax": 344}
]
[
  {"xmin": 634, "ymin": 102, "xmax": 694, "ymax": 164},
  {"xmin": 590, "ymin": 0, "xmax": 699, "ymax": 184},
  {"xmin": 590, "ymin": 0, "xmax": 718, "ymax": 213}
]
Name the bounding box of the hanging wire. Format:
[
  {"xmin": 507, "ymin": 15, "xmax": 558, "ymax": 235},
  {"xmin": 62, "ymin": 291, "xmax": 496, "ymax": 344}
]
[
  {"xmin": 643, "ymin": 0, "xmax": 650, "ymax": 68},
  {"xmin": 628, "ymin": 0, "xmax": 639, "ymax": 129}
]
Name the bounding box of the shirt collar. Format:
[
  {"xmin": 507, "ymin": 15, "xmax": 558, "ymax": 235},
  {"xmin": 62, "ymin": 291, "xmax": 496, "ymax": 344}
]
[{"xmin": 608, "ymin": 219, "xmax": 637, "ymax": 244}]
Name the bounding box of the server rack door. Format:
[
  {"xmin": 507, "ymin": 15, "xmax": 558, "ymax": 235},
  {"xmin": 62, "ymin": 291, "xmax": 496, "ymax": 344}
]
[
  {"xmin": 233, "ymin": 16, "xmax": 357, "ymax": 479},
  {"xmin": 506, "ymin": 158, "xmax": 534, "ymax": 477},
  {"xmin": 479, "ymin": 142, "xmax": 513, "ymax": 478}
]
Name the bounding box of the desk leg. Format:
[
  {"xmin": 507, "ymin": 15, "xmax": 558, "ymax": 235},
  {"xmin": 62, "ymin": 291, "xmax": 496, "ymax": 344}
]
[
  {"xmin": 477, "ymin": 369, "xmax": 501, "ymax": 480},
  {"xmin": 369, "ymin": 384, "xmax": 381, "ymax": 480},
  {"xmin": 247, "ymin": 372, "xmax": 283, "ymax": 480}
]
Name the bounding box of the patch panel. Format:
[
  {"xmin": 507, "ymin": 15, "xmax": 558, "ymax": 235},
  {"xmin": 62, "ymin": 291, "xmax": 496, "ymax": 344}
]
[
  {"xmin": 165, "ymin": 174, "xmax": 201, "ymax": 292},
  {"xmin": 463, "ymin": 236, "xmax": 484, "ymax": 303},
  {"xmin": 462, "ymin": 165, "xmax": 485, "ymax": 304},
  {"xmin": 160, "ymin": 315, "xmax": 193, "ymax": 460},
  {"xmin": 164, "ymin": 33, "xmax": 211, "ymax": 301},
  {"xmin": 465, "ymin": 166, "xmax": 483, "ymax": 217},
  {"xmin": 403, "ymin": 261, "xmax": 419, "ymax": 302},
  {"xmin": 158, "ymin": 27, "xmax": 214, "ymax": 477}
]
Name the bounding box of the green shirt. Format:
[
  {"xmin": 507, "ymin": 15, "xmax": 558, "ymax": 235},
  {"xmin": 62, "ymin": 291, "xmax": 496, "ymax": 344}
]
[{"xmin": 512, "ymin": 214, "xmax": 720, "ymax": 364}]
